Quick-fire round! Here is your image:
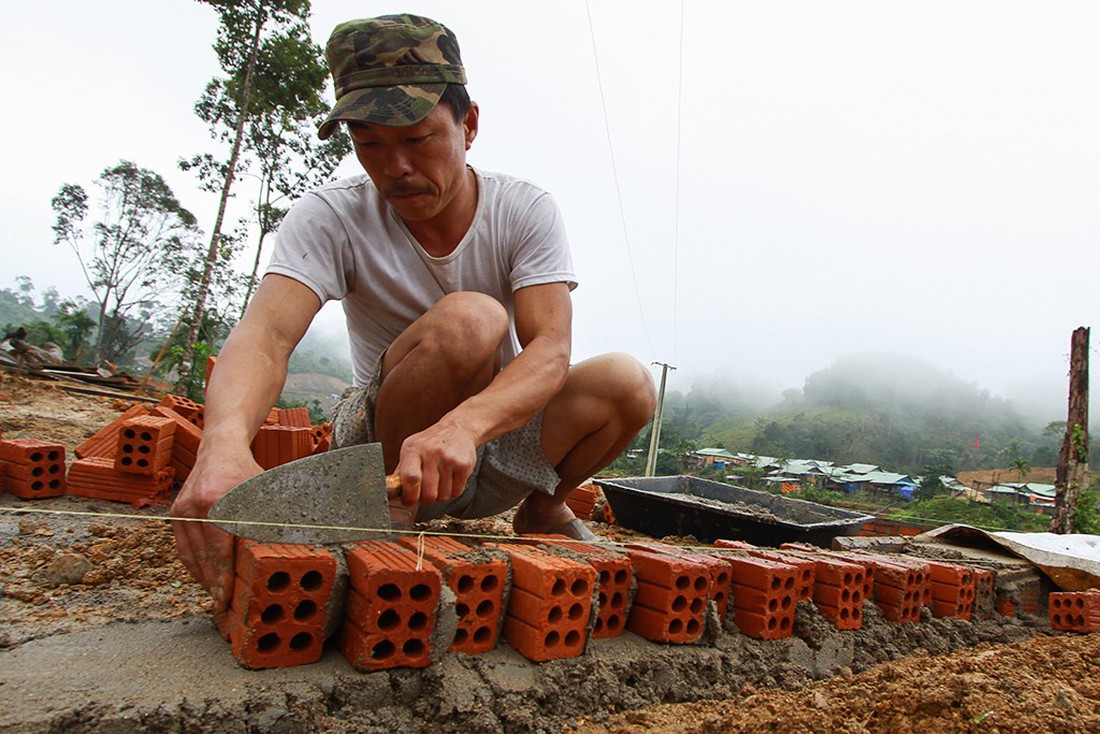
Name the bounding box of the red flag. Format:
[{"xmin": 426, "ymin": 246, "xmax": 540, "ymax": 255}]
[{"xmin": 974, "ymin": 438, "xmax": 980, "ymax": 449}]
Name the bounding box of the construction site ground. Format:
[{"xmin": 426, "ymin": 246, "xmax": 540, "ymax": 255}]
[{"xmin": 1, "ymin": 374, "xmax": 1098, "ymax": 733}]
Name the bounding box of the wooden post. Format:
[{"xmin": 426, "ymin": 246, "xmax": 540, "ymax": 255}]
[{"xmin": 1051, "ymin": 327, "xmax": 1090, "ymax": 533}]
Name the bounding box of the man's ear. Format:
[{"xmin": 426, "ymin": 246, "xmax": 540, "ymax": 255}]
[{"xmin": 462, "ymin": 102, "xmax": 479, "ymax": 150}]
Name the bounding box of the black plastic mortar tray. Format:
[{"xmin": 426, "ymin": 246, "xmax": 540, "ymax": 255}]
[{"xmin": 593, "ymin": 475, "xmax": 875, "ymax": 548}]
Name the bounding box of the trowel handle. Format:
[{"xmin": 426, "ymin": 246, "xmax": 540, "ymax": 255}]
[{"xmin": 385, "ymin": 474, "xmax": 403, "ymax": 498}]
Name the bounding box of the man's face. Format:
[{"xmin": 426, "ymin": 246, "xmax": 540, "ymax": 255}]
[{"xmin": 348, "ymin": 102, "xmax": 479, "ymax": 225}]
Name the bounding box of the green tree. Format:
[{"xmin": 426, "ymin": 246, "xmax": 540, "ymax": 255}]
[
  {"xmin": 51, "ymin": 161, "xmax": 201, "ymax": 364},
  {"xmin": 178, "ymin": 0, "xmax": 320, "ymax": 390},
  {"xmin": 53, "ymin": 300, "xmax": 97, "ymax": 363}
]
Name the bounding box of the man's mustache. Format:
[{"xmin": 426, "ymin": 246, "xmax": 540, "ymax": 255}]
[{"xmin": 385, "ymin": 184, "xmax": 434, "ymax": 197}]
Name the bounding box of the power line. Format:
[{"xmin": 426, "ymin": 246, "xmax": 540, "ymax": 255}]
[{"xmin": 584, "ymin": 0, "xmax": 655, "ymax": 360}]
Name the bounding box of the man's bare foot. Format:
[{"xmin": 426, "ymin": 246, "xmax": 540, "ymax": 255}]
[{"xmin": 512, "ymin": 494, "xmax": 598, "ymax": 541}]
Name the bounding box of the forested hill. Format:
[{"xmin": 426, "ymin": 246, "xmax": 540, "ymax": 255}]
[{"xmin": 663, "ymin": 354, "xmax": 1068, "ymax": 475}]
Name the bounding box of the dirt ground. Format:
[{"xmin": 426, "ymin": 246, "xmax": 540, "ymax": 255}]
[{"xmin": 1, "ymin": 373, "xmax": 1098, "ymax": 733}]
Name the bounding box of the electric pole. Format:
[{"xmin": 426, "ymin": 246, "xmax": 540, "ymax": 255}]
[{"xmin": 645, "ymin": 362, "xmax": 676, "ymax": 476}]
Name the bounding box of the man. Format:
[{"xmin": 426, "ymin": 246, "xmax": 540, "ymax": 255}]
[{"xmin": 170, "ymin": 14, "xmax": 656, "ymax": 610}]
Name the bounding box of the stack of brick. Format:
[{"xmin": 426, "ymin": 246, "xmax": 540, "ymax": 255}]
[
  {"xmin": 251, "ymin": 425, "xmax": 314, "ymax": 470},
  {"xmin": 397, "ymin": 535, "xmax": 507, "ymax": 654},
  {"xmin": 725, "ymin": 554, "xmax": 799, "ymax": 640},
  {"xmin": 926, "ymin": 561, "xmax": 976, "ymax": 620},
  {"xmin": 68, "ymin": 414, "xmax": 178, "ymax": 505},
  {"xmin": 1049, "ymin": 591, "xmax": 1100, "ymax": 632},
  {"xmin": 521, "ymin": 535, "xmax": 634, "ymax": 639},
  {"xmin": 276, "ymin": 406, "xmax": 312, "ymax": 427},
  {"xmin": 0, "ymin": 438, "xmax": 67, "ymax": 498},
  {"xmin": 994, "ymin": 566, "xmax": 1045, "ymax": 618},
  {"xmin": 564, "ymin": 484, "xmax": 600, "ymax": 521},
  {"xmin": 625, "ymin": 549, "xmax": 709, "ymax": 644},
  {"xmin": 67, "ymin": 457, "xmax": 175, "ymax": 503},
  {"xmin": 216, "ymin": 541, "xmax": 338, "ymax": 669},
  {"xmin": 489, "ymin": 543, "xmax": 596, "ymax": 661},
  {"xmin": 628, "ymin": 541, "xmax": 733, "ymax": 623},
  {"xmin": 339, "ymin": 541, "xmax": 442, "ymax": 671},
  {"xmin": 777, "ymin": 547, "xmax": 867, "ymax": 630}
]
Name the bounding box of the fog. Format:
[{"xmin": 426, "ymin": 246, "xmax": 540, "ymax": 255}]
[{"xmin": 2, "ymin": 1, "xmax": 1096, "ymax": 425}]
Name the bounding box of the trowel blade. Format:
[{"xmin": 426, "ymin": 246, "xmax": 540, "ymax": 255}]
[{"xmin": 208, "ymin": 443, "xmax": 391, "ymax": 544}]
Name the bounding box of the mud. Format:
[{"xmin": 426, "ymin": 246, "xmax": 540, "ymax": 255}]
[{"xmin": 0, "ymin": 571, "xmax": 1044, "ymax": 733}]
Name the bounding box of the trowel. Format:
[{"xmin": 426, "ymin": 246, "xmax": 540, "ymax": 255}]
[{"xmin": 208, "ymin": 443, "xmax": 401, "ymax": 544}]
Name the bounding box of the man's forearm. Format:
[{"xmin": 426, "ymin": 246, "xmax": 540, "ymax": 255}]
[{"xmin": 199, "ymin": 323, "xmax": 292, "ymax": 457}]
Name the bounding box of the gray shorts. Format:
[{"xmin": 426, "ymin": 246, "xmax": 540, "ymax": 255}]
[{"xmin": 330, "ymin": 355, "xmax": 562, "ymax": 521}]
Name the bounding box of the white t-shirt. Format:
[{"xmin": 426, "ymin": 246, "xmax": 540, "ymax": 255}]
[{"xmin": 267, "ymin": 167, "xmax": 577, "ymax": 386}]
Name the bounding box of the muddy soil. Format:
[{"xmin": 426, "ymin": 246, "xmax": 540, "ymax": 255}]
[{"xmin": 2, "ymin": 374, "xmax": 1099, "ymax": 733}]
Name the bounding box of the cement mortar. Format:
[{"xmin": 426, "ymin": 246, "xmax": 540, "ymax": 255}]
[{"xmin": 0, "ymin": 605, "xmax": 1042, "ymax": 733}]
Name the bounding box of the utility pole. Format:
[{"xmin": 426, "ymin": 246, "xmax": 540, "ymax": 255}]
[
  {"xmin": 1052, "ymin": 326, "xmax": 1090, "ymax": 533},
  {"xmin": 645, "ymin": 362, "xmax": 676, "ymax": 477}
]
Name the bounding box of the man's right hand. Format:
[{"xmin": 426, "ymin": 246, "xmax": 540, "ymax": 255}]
[{"xmin": 168, "ymin": 450, "xmax": 263, "ymax": 612}]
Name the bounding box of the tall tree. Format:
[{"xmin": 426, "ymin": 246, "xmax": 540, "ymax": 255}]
[
  {"xmin": 178, "ymin": 0, "xmax": 317, "ymax": 390},
  {"xmin": 237, "ymin": 51, "xmax": 350, "ymax": 314},
  {"xmin": 51, "ymin": 161, "xmax": 201, "ymax": 364}
]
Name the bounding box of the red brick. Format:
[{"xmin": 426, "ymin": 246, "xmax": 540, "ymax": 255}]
[
  {"xmin": 747, "ymin": 551, "xmax": 816, "ymax": 601},
  {"xmin": 147, "ymin": 405, "xmax": 202, "ymax": 482},
  {"xmin": 520, "ymin": 535, "xmax": 633, "ymax": 639},
  {"xmin": 159, "ymin": 394, "xmax": 204, "ymax": 429},
  {"xmin": 205, "ymin": 355, "xmax": 217, "ymax": 391},
  {"xmin": 114, "ymin": 415, "xmax": 176, "ymax": 475},
  {"xmin": 1049, "ymin": 591, "xmax": 1100, "ymax": 632},
  {"xmin": 725, "ymin": 555, "xmax": 798, "ymax": 640},
  {"xmin": 714, "ymin": 538, "xmax": 757, "ymax": 550},
  {"xmin": 0, "ymin": 438, "xmax": 67, "ymax": 498},
  {"xmin": 276, "ymin": 406, "xmax": 312, "ymax": 427},
  {"xmin": 489, "ymin": 543, "xmax": 595, "ymax": 661},
  {"xmin": 397, "ymin": 535, "xmax": 507, "ymax": 654},
  {"xmin": 776, "ymin": 548, "xmax": 865, "ymax": 630},
  {"xmin": 66, "ymin": 457, "xmax": 174, "ymax": 505},
  {"xmin": 222, "ymin": 541, "xmax": 336, "ymax": 669},
  {"xmin": 627, "ymin": 541, "xmax": 733, "ymax": 622},
  {"xmin": 251, "ymin": 425, "xmax": 313, "ymax": 470},
  {"xmin": 625, "ymin": 549, "xmax": 708, "ymax": 644},
  {"xmin": 926, "ymin": 561, "xmax": 976, "ymax": 620},
  {"xmin": 74, "ymin": 404, "xmax": 149, "ymax": 459},
  {"xmin": 340, "ymin": 541, "xmax": 441, "ymax": 670}
]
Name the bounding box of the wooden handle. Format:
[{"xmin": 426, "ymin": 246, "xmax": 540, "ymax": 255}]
[{"xmin": 385, "ymin": 474, "xmax": 402, "ymax": 498}]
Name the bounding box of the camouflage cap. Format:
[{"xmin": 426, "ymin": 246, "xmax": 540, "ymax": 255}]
[{"xmin": 318, "ymin": 14, "xmax": 466, "ymax": 139}]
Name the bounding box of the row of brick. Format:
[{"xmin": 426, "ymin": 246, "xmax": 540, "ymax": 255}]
[{"xmin": 212, "ymin": 532, "xmax": 1087, "ymax": 672}]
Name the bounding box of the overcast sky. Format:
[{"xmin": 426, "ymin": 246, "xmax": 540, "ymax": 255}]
[{"xmin": 2, "ymin": 1, "xmax": 1097, "ymax": 421}]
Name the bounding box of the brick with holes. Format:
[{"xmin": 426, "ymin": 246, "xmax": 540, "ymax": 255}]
[
  {"xmin": 74, "ymin": 404, "xmax": 149, "ymax": 459},
  {"xmin": 114, "ymin": 415, "xmax": 176, "ymax": 475},
  {"xmin": 340, "ymin": 540, "xmax": 442, "ymax": 671},
  {"xmin": 726, "ymin": 555, "xmax": 799, "ymax": 640},
  {"xmin": 65, "ymin": 457, "xmax": 174, "ymax": 505},
  {"xmin": 519, "ymin": 534, "xmax": 634, "ymax": 639},
  {"xmin": 625, "ymin": 549, "xmax": 709, "ymax": 643},
  {"xmin": 488, "ymin": 543, "xmax": 596, "ymax": 661},
  {"xmin": 627, "ymin": 541, "xmax": 733, "ymax": 623},
  {"xmin": 0, "ymin": 438, "xmax": 67, "ymax": 498},
  {"xmin": 218, "ymin": 541, "xmax": 337, "ymax": 670},
  {"xmin": 397, "ymin": 535, "xmax": 507, "ymax": 654}
]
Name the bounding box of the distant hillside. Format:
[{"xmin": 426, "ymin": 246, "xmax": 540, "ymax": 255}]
[{"xmin": 676, "ymin": 354, "xmax": 1065, "ymax": 475}]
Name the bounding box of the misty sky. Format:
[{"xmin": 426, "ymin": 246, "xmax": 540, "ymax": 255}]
[{"xmin": 2, "ymin": 1, "xmax": 1096, "ymax": 422}]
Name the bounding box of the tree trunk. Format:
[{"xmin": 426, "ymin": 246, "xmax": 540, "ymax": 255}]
[
  {"xmin": 176, "ymin": 15, "xmax": 264, "ymax": 392},
  {"xmin": 1051, "ymin": 327, "xmax": 1090, "ymax": 533}
]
